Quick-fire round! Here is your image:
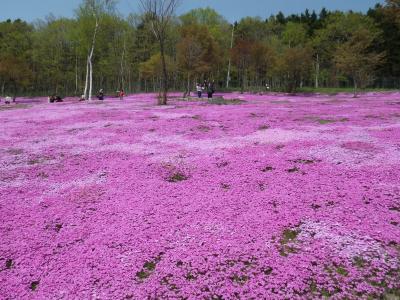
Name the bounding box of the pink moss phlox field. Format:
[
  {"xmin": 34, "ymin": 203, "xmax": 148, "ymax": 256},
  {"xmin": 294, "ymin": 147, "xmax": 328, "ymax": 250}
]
[{"xmin": 0, "ymin": 92, "xmax": 399, "ymax": 299}]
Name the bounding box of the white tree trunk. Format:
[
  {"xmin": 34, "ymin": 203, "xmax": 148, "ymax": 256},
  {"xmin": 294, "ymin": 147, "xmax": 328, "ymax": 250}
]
[
  {"xmin": 226, "ymin": 25, "xmax": 235, "ymax": 89},
  {"xmin": 89, "ymin": 59, "xmax": 93, "ymax": 101},
  {"xmin": 84, "ymin": 16, "xmax": 99, "ymax": 101},
  {"xmin": 84, "ymin": 59, "xmax": 89, "ymax": 99}
]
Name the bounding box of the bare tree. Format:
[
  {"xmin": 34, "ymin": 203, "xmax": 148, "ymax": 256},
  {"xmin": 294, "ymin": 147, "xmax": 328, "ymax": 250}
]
[{"xmin": 139, "ymin": 0, "xmax": 180, "ymax": 105}]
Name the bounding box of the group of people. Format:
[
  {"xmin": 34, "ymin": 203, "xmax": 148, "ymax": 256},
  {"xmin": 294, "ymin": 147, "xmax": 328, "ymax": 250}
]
[
  {"xmin": 48, "ymin": 95, "xmax": 63, "ymax": 103},
  {"xmin": 0, "ymin": 96, "xmax": 16, "ymax": 104},
  {"xmin": 79, "ymin": 89, "xmax": 125, "ymax": 101},
  {"xmin": 196, "ymin": 80, "xmax": 215, "ymax": 99}
]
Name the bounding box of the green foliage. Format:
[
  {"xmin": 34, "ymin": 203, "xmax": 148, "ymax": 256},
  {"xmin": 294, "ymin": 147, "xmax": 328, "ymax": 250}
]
[
  {"xmin": 0, "ymin": 19, "xmax": 33, "ymax": 95},
  {"xmin": 177, "ymin": 24, "xmax": 220, "ymax": 78},
  {"xmin": 332, "ymin": 14, "xmax": 384, "ymax": 95},
  {"xmin": 282, "ymin": 22, "xmax": 308, "ymax": 47},
  {"xmin": 139, "ymin": 53, "xmax": 175, "ymax": 80}
]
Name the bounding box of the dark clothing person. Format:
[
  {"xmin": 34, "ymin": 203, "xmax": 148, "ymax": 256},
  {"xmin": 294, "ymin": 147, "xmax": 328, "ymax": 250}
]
[
  {"xmin": 97, "ymin": 90, "xmax": 104, "ymax": 100},
  {"xmin": 49, "ymin": 95, "xmax": 62, "ymax": 103},
  {"xmin": 119, "ymin": 89, "xmax": 125, "ymax": 100},
  {"xmin": 207, "ymin": 83, "xmax": 215, "ymax": 99}
]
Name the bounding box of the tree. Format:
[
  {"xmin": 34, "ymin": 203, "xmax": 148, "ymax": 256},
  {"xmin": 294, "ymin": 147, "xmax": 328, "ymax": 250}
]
[
  {"xmin": 282, "ymin": 22, "xmax": 307, "ymax": 48},
  {"xmin": 385, "ymin": 0, "xmax": 400, "ymax": 24},
  {"xmin": 232, "ymin": 39, "xmax": 253, "ymax": 93},
  {"xmin": 139, "ymin": 53, "xmax": 175, "ymax": 92},
  {"xmin": 276, "ymin": 46, "xmax": 312, "ymax": 92},
  {"xmin": 368, "ymin": 1, "xmax": 400, "ymax": 86},
  {"xmin": 250, "ymin": 42, "xmax": 276, "ymax": 90},
  {"xmin": 76, "ymin": 0, "xmax": 116, "ymax": 100},
  {"xmin": 139, "ymin": 0, "xmax": 180, "ymax": 105},
  {"xmin": 313, "ymin": 12, "xmax": 382, "ymax": 88},
  {"xmin": 177, "ymin": 24, "xmax": 220, "ymax": 97},
  {"xmin": 0, "ymin": 19, "xmax": 33, "ymax": 96},
  {"xmin": 32, "ymin": 17, "xmax": 77, "ymax": 96},
  {"xmin": 179, "ymin": 8, "xmax": 231, "ymax": 89},
  {"xmin": 335, "ymin": 28, "xmax": 384, "ymax": 97}
]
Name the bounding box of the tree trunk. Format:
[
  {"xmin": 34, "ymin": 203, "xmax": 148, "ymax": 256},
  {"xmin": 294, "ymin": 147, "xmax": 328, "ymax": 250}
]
[
  {"xmin": 128, "ymin": 67, "xmax": 132, "ymax": 93},
  {"xmin": 84, "ymin": 16, "xmax": 99, "ymax": 101},
  {"xmin": 84, "ymin": 59, "xmax": 89, "ymax": 99},
  {"xmin": 353, "ymin": 78, "xmax": 358, "ymax": 98},
  {"xmin": 120, "ymin": 36, "xmax": 126, "ymax": 91},
  {"xmin": 159, "ymin": 41, "xmax": 168, "ymax": 105},
  {"xmin": 240, "ymin": 68, "xmax": 245, "ymax": 94},
  {"xmin": 75, "ymin": 54, "xmax": 79, "ymax": 95},
  {"xmin": 89, "ymin": 58, "xmax": 93, "ymax": 101},
  {"xmin": 184, "ymin": 73, "xmax": 190, "ymax": 98},
  {"xmin": 226, "ymin": 25, "xmax": 234, "ymax": 89},
  {"xmin": 315, "ymin": 54, "xmax": 320, "ymax": 89}
]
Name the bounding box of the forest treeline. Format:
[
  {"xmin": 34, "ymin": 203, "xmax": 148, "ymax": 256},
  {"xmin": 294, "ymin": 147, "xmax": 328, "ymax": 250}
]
[{"xmin": 0, "ymin": 0, "xmax": 399, "ymax": 97}]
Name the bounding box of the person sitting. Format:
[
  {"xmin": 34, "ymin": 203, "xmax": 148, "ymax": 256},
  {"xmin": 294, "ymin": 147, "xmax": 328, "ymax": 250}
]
[
  {"xmin": 49, "ymin": 95, "xmax": 62, "ymax": 103},
  {"xmin": 5, "ymin": 96, "xmax": 11, "ymax": 104},
  {"xmin": 80, "ymin": 94, "xmax": 86, "ymax": 101},
  {"xmin": 97, "ymin": 89, "xmax": 104, "ymax": 100}
]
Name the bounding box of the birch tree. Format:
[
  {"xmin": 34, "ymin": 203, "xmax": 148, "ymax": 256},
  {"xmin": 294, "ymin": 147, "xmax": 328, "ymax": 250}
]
[
  {"xmin": 78, "ymin": 0, "xmax": 116, "ymax": 100},
  {"xmin": 139, "ymin": 0, "xmax": 180, "ymax": 105}
]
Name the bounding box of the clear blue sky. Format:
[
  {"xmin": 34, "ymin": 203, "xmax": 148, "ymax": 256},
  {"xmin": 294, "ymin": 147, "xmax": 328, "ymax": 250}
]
[{"xmin": 0, "ymin": 0, "xmax": 384, "ymax": 23}]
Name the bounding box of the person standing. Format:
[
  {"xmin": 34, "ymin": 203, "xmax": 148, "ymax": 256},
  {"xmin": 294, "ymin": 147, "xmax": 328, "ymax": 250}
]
[
  {"xmin": 207, "ymin": 82, "xmax": 214, "ymax": 99},
  {"xmin": 119, "ymin": 89, "xmax": 125, "ymax": 100},
  {"xmin": 196, "ymin": 83, "xmax": 203, "ymax": 98}
]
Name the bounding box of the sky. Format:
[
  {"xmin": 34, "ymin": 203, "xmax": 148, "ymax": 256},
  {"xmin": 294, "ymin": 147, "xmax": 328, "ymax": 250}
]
[{"xmin": 0, "ymin": 0, "xmax": 385, "ymax": 23}]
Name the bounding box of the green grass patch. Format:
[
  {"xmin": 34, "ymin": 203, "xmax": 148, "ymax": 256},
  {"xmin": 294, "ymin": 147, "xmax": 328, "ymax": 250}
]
[
  {"xmin": 353, "ymin": 256, "xmax": 367, "ymax": 269},
  {"xmin": 208, "ymin": 97, "xmax": 245, "ymax": 105},
  {"xmin": 30, "ymin": 281, "xmax": 40, "ymax": 291},
  {"xmin": 279, "ymin": 228, "xmax": 300, "ymax": 256},
  {"xmin": 167, "ymin": 172, "xmax": 188, "ymax": 183},
  {"xmin": 136, "ymin": 258, "xmax": 160, "ymax": 281},
  {"xmin": 281, "ymin": 229, "xmax": 299, "ymax": 243},
  {"xmin": 298, "ymin": 87, "xmax": 395, "ymax": 95},
  {"xmin": 317, "ymin": 119, "xmax": 336, "ymax": 125},
  {"xmin": 336, "ymin": 266, "xmax": 349, "ymax": 276},
  {"xmin": 0, "ymin": 104, "xmax": 30, "ymax": 111}
]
